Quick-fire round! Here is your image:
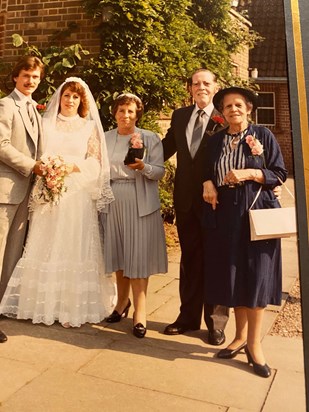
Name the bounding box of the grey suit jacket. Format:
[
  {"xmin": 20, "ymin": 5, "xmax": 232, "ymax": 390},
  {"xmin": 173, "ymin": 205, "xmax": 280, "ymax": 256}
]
[
  {"xmin": 103, "ymin": 127, "xmax": 165, "ymax": 217},
  {"xmin": 0, "ymin": 90, "xmax": 44, "ymax": 204}
]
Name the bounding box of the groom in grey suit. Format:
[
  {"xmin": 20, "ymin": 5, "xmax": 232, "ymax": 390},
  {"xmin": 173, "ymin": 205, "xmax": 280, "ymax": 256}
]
[{"xmin": 0, "ymin": 55, "xmax": 45, "ymax": 342}]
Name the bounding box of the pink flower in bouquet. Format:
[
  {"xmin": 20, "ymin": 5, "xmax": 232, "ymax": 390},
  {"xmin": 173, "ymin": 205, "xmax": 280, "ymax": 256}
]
[
  {"xmin": 246, "ymin": 134, "xmax": 264, "ymax": 156},
  {"xmin": 37, "ymin": 155, "xmax": 70, "ymax": 205},
  {"xmin": 130, "ymin": 132, "xmax": 143, "ymax": 149}
]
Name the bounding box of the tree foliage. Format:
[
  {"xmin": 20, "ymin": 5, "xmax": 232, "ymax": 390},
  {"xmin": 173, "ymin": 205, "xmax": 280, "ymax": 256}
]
[
  {"xmin": 0, "ymin": 34, "xmax": 89, "ymax": 103},
  {"xmin": 81, "ymin": 0, "xmax": 259, "ymax": 129}
]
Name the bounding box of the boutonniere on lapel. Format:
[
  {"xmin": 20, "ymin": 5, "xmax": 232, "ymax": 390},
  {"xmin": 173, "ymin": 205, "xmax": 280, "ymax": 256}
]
[
  {"xmin": 208, "ymin": 115, "xmax": 225, "ymax": 135},
  {"xmin": 245, "ymin": 134, "xmax": 264, "ymax": 156},
  {"xmin": 36, "ymin": 104, "xmax": 47, "ymax": 114},
  {"xmin": 124, "ymin": 132, "xmax": 145, "ymax": 165}
]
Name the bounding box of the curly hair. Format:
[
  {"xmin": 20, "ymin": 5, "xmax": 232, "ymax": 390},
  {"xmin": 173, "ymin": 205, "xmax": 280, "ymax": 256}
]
[
  {"xmin": 60, "ymin": 82, "xmax": 89, "ymax": 118},
  {"xmin": 111, "ymin": 93, "xmax": 144, "ymax": 121}
]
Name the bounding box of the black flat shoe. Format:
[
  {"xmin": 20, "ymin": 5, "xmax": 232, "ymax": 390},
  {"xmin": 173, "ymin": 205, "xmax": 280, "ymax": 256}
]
[
  {"xmin": 0, "ymin": 329, "xmax": 7, "ymax": 343},
  {"xmin": 105, "ymin": 299, "xmax": 131, "ymax": 323},
  {"xmin": 133, "ymin": 323, "xmax": 146, "ymax": 338},
  {"xmin": 245, "ymin": 346, "xmax": 271, "ymax": 378},
  {"xmin": 208, "ymin": 329, "xmax": 226, "ymax": 346},
  {"xmin": 217, "ymin": 342, "xmax": 247, "ymax": 359}
]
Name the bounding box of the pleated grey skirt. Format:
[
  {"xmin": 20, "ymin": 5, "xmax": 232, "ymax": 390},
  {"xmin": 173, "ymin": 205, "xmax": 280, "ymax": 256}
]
[{"xmin": 101, "ymin": 181, "xmax": 168, "ymax": 278}]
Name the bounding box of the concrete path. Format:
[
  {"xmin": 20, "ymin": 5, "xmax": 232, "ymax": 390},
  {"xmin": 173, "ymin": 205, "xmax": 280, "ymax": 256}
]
[{"xmin": 0, "ymin": 178, "xmax": 305, "ymax": 411}]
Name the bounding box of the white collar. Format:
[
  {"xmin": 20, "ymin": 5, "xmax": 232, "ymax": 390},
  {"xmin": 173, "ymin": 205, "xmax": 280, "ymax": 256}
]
[
  {"xmin": 57, "ymin": 113, "xmax": 80, "ymax": 121},
  {"xmin": 14, "ymin": 88, "xmax": 32, "ymax": 104},
  {"xmin": 193, "ymin": 102, "xmax": 214, "ymax": 118}
]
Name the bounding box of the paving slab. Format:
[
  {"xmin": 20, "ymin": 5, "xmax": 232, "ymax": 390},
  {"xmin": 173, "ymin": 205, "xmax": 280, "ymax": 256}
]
[
  {"xmin": 0, "ymin": 368, "xmax": 225, "ymax": 412},
  {"xmin": 0, "ymin": 178, "xmax": 306, "ymax": 412}
]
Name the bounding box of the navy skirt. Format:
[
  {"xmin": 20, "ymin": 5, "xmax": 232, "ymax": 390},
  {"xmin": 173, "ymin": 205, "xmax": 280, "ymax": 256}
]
[{"xmin": 203, "ymin": 185, "xmax": 282, "ymax": 308}]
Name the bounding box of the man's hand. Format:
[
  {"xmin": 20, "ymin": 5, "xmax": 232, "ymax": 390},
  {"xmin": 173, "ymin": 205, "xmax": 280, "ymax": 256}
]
[
  {"xmin": 33, "ymin": 161, "xmax": 43, "ymax": 176},
  {"xmin": 203, "ymin": 180, "xmax": 218, "ymax": 210}
]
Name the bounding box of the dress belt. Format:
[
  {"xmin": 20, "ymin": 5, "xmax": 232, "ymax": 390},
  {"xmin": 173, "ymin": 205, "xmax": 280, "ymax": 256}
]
[
  {"xmin": 111, "ymin": 179, "xmax": 136, "ymax": 183},
  {"xmin": 218, "ymin": 182, "xmax": 245, "ymax": 189}
]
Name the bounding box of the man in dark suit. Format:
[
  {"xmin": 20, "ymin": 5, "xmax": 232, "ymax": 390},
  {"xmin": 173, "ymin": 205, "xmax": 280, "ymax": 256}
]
[
  {"xmin": 0, "ymin": 56, "xmax": 45, "ymax": 342},
  {"xmin": 162, "ymin": 68, "xmax": 229, "ymax": 345}
]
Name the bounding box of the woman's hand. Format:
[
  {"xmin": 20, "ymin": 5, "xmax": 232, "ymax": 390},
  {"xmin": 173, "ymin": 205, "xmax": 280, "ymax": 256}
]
[
  {"xmin": 126, "ymin": 158, "xmax": 145, "ymax": 171},
  {"xmin": 203, "ymin": 180, "xmax": 218, "ymax": 210},
  {"xmin": 273, "ymin": 185, "xmax": 282, "ymax": 199},
  {"xmin": 223, "ymin": 168, "xmax": 264, "ymax": 185},
  {"xmin": 66, "ymin": 163, "xmax": 80, "ymax": 174}
]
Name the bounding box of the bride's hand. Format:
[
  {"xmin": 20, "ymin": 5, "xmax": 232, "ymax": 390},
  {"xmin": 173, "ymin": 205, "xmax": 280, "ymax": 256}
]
[{"xmin": 66, "ymin": 163, "xmax": 80, "ymax": 174}]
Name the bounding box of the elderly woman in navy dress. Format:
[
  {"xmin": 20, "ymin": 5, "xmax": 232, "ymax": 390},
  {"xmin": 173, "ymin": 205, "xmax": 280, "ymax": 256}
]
[
  {"xmin": 101, "ymin": 93, "xmax": 167, "ymax": 338},
  {"xmin": 202, "ymin": 87, "xmax": 287, "ymax": 377}
]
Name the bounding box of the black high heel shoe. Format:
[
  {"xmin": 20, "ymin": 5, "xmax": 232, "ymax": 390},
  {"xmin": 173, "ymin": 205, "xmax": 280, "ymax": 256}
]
[
  {"xmin": 217, "ymin": 341, "xmax": 247, "ymax": 359},
  {"xmin": 105, "ymin": 299, "xmax": 131, "ymax": 323},
  {"xmin": 245, "ymin": 346, "xmax": 271, "ymax": 378},
  {"xmin": 133, "ymin": 322, "xmax": 147, "ymax": 338}
]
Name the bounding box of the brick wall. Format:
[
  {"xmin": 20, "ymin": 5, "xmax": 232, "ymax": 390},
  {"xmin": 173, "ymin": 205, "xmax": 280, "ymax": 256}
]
[
  {"xmin": 257, "ymin": 82, "xmax": 294, "ymax": 174},
  {"xmin": 0, "ymin": 0, "xmax": 100, "ymax": 65}
]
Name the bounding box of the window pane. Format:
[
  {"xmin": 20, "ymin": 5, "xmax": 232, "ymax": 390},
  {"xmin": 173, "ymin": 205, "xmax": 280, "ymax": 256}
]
[
  {"xmin": 257, "ymin": 108, "xmax": 275, "ymax": 125},
  {"xmin": 258, "ymin": 93, "xmax": 274, "ymax": 107}
]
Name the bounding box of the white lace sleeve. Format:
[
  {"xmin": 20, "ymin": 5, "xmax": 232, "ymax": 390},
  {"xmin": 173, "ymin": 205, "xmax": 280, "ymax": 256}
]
[
  {"xmin": 86, "ymin": 125, "xmax": 114, "ymax": 211},
  {"xmin": 86, "ymin": 125, "xmax": 102, "ymax": 163}
]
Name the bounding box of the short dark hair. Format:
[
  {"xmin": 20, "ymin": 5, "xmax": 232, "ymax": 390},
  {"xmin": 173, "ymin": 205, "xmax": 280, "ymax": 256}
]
[
  {"xmin": 111, "ymin": 93, "xmax": 144, "ymax": 121},
  {"xmin": 60, "ymin": 81, "xmax": 89, "ymax": 118},
  {"xmin": 187, "ymin": 68, "xmax": 218, "ymax": 86},
  {"xmin": 11, "ymin": 55, "xmax": 45, "ymax": 83}
]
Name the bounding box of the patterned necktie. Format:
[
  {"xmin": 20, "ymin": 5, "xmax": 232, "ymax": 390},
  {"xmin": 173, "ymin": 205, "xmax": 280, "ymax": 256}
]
[
  {"xmin": 27, "ymin": 101, "xmax": 35, "ymax": 127},
  {"xmin": 190, "ymin": 109, "xmax": 206, "ymax": 158}
]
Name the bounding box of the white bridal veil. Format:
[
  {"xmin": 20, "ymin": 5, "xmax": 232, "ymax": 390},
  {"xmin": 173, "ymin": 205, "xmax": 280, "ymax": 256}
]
[{"xmin": 42, "ymin": 76, "xmax": 114, "ymax": 210}]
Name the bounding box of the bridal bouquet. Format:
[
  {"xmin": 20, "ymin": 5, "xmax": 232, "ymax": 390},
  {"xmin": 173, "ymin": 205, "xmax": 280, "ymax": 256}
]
[
  {"xmin": 124, "ymin": 132, "xmax": 145, "ymax": 165},
  {"xmin": 31, "ymin": 155, "xmax": 69, "ymax": 206}
]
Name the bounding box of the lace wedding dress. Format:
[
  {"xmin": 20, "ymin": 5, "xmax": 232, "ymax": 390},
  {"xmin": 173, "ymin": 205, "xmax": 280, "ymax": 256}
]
[{"xmin": 0, "ymin": 114, "xmax": 116, "ymax": 327}]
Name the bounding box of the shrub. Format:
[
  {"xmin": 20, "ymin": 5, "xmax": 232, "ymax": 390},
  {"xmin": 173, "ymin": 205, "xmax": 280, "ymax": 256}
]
[{"xmin": 159, "ymin": 160, "xmax": 176, "ymax": 223}]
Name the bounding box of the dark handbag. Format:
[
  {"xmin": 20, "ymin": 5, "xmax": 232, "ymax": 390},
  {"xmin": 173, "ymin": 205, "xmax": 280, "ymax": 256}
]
[
  {"xmin": 248, "ymin": 179, "xmax": 297, "ymax": 241},
  {"xmin": 124, "ymin": 147, "xmax": 145, "ymax": 165}
]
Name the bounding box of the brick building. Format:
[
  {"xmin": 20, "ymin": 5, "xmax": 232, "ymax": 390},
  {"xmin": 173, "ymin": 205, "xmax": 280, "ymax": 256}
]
[
  {"xmin": 239, "ymin": 0, "xmax": 293, "ymax": 174},
  {"xmin": 0, "ymin": 0, "xmax": 293, "ymax": 173},
  {"xmin": 0, "ymin": 0, "xmax": 100, "ymax": 65}
]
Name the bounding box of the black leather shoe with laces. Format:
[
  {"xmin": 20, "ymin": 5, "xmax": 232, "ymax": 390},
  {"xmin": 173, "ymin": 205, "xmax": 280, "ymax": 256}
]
[
  {"xmin": 164, "ymin": 322, "xmax": 199, "ymax": 335},
  {"xmin": 0, "ymin": 329, "xmax": 7, "ymax": 343},
  {"xmin": 208, "ymin": 329, "xmax": 226, "ymax": 346}
]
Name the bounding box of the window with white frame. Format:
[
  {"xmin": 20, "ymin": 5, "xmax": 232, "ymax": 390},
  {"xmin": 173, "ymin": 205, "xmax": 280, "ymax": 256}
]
[{"xmin": 256, "ymin": 92, "xmax": 275, "ymax": 126}]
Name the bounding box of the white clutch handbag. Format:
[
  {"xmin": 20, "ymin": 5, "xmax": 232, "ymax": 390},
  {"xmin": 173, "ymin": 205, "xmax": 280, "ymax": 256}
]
[{"xmin": 248, "ymin": 179, "xmax": 297, "ymax": 241}]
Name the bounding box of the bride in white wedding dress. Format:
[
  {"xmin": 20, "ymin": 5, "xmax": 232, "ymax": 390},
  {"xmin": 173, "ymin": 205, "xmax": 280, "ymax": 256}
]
[{"xmin": 0, "ymin": 77, "xmax": 116, "ymax": 328}]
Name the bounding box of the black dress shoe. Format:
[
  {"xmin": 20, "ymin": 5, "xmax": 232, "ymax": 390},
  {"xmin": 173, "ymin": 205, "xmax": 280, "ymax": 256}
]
[
  {"xmin": 217, "ymin": 342, "xmax": 247, "ymax": 359},
  {"xmin": 245, "ymin": 346, "xmax": 271, "ymax": 378},
  {"xmin": 105, "ymin": 299, "xmax": 131, "ymax": 323},
  {"xmin": 133, "ymin": 323, "xmax": 146, "ymax": 338},
  {"xmin": 0, "ymin": 329, "xmax": 7, "ymax": 343},
  {"xmin": 164, "ymin": 322, "xmax": 199, "ymax": 335},
  {"xmin": 208, "ymin": 329, "xmax": 226, "ymax": 346}
]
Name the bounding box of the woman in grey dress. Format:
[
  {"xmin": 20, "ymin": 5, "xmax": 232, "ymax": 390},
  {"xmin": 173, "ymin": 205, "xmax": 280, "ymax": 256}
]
[{"xmin": 100, "ymin": 93, "xmax": 167, "ymax": 338}]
